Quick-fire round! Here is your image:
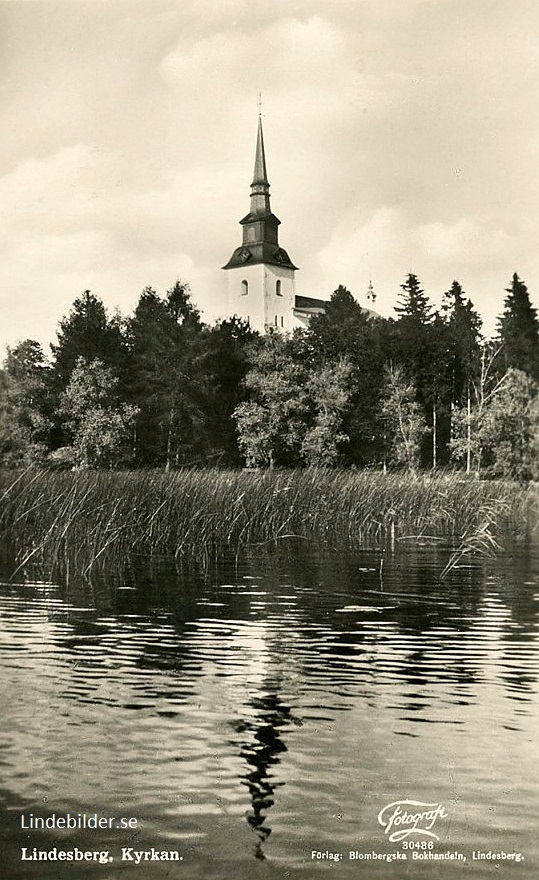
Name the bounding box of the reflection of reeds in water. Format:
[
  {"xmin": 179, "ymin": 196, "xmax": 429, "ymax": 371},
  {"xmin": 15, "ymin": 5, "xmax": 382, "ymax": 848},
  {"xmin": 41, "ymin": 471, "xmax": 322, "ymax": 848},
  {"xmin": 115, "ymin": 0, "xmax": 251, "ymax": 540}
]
[{"xmin": 0, "ymin": 469, "xmax": 529, "ymax": 577}]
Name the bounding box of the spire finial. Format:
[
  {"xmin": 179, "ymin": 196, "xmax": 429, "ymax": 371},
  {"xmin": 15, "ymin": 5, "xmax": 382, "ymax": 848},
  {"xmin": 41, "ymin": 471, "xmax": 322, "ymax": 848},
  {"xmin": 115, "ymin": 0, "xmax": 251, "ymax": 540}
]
[{"xmin": 258, "ymin": 92, "xmax": 262, "ymax": 117}]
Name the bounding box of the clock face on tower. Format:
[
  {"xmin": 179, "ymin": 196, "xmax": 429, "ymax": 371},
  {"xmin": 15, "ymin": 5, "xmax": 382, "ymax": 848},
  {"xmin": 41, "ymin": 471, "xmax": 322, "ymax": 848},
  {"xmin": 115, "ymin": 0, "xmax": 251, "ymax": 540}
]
[
  {"xmin": 274, "ymin": 249, "xmax": 285, "ymax": 263},
  {"xmin": 239, "ymin": 248, "xmax": 252, "ymax": 263}
]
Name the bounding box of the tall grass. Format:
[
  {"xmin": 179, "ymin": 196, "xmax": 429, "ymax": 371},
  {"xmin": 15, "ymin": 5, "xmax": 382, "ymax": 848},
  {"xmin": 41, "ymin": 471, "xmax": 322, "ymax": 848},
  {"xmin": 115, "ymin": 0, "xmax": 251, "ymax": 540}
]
[{"xmin": 0, "ymin": 468, "xmax": 532, "ymax": 577}]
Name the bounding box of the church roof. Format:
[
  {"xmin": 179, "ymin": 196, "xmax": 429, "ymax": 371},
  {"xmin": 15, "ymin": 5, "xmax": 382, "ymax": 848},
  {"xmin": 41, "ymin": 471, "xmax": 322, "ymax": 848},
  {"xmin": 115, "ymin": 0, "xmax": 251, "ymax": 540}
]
[
  {"xmin": 239, "ymin": 211, "xmax": 280, "ymax": 227},
  {"xmin": 294, "ymin": 295, "xmax": 328, "ymax": 311},
  {"xmin": 223, "ymin": 242, "xmax": 298, "ymax": 271},
  {"xmin": 294, "ymin": 296, "xmax": 382, "ymax": 319}
]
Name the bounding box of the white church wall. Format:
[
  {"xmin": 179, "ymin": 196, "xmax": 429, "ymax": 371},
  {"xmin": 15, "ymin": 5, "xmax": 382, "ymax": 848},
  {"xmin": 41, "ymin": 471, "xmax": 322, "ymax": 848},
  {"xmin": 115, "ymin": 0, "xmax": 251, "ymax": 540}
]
[{"xmin": 226, "ymin": 263, "xmax": 296, "ymax": 333}]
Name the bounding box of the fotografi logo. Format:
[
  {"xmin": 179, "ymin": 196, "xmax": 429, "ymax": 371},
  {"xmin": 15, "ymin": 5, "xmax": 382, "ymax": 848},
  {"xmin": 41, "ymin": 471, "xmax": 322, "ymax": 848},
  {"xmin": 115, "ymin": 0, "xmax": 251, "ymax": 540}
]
[{"xmin": 378, "ymin": 801, "xmax": 448, "ymax": 843}]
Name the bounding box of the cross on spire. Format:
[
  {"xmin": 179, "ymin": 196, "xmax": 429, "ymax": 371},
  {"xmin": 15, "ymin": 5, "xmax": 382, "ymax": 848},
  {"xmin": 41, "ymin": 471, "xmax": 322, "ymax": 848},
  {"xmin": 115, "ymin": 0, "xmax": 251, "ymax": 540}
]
[{"xmin": 257, "ymin": 92, "xmax": 262, "ymax": 117}]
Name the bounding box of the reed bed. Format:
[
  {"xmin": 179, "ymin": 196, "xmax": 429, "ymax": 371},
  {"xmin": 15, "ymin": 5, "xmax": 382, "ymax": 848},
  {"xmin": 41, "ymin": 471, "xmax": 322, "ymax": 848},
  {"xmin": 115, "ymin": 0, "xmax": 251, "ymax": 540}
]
[{"xmin": 0, "ymin": 468, "xmax": 531, "ymax": 577}]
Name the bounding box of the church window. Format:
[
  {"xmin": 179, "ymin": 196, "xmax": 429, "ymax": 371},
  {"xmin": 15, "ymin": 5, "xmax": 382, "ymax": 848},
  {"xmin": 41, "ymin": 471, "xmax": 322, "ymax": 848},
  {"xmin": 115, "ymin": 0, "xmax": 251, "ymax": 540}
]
[
  {"xmin": 281, "ymin": 316, "xmax": 284, "ymax": 327},
  {"xmin": 274, "ymin": 315, "xmax": 278, "ymax": 326},
  {"xmin": 276, "ymin": 280, "xmax": 282, "ymax": 296},
  {"xmin": 241, "ymin": 280, "xmax": 248, "ymax": 296}
]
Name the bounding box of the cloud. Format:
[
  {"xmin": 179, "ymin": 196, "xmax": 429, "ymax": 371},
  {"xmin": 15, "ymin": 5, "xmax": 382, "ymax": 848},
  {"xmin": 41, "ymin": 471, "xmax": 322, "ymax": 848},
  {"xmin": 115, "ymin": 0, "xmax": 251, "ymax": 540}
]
[
  {"xmin": 0, "ymin": 227, "xmax": 209, "ymax": 354},
  {"xmin": 0, "ymin": 1, "xmax": 537, "ymax": 354},
  {"xmin": 0, "ymin": 146, "xmax": 98, "ymax": 240},
  {"xmin": 416, "ymin": 218, "xmax": 513, "ymax": 267},
  {"xmin": 158, "ymin": 15, "xmax": 389, "ymax": 125},
  {"xmin": 314, "ymin": 206, "xmax": 526, "ymax": 330},
  {"xmin": 0, "ymin": 143, "xmax": 218, "ymax": 349}
]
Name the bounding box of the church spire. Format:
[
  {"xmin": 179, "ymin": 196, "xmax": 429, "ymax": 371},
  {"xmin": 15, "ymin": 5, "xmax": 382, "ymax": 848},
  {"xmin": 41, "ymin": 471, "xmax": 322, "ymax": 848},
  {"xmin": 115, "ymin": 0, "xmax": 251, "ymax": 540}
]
[
  {"xmin": 249, "ymin": 114, "xmax": 271, "ymax": 216},
  {"xmin": 252, "ymin": 114, "xmax": 269, "ymax": 186},
  {"xmin": 222, "ymin": 110, "xmax": 297, "ymax": 272}
]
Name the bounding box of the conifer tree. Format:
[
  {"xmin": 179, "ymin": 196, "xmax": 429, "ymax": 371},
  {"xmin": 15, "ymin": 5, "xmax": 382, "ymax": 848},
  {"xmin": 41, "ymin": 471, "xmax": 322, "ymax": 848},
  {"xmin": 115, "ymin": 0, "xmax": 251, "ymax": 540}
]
[
  {"xmin": 125, "ymin": 283, "xmax": 207, "ymax": 467},
  {"xmin": 50, "ymin": 290, "xmax": 126, "ymax": 387},
  {"xmin": 439, "ymin": 281, "xmax": 483, "ymax": 468},
  {"xmin": 496, "ymin": 273, "xmax": 539, "ymax": 380},
  {"xmin": 442, "ymin": 281, "xmax": 482, "ymax": 406},
  {"xmin": 391, "ymin": 274, "xmax": 441, "ymax": 466},
  {"xmin": 395, "ymin": 274, "xmax": 433, "ymax": 324}
]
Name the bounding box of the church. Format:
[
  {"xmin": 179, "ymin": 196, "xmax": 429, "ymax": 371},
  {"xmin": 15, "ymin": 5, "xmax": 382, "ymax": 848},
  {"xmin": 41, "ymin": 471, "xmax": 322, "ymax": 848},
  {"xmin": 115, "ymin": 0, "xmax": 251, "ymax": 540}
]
[{"xmin": 222, "ymin": 114, "xmax": 328, "ymax": 333}]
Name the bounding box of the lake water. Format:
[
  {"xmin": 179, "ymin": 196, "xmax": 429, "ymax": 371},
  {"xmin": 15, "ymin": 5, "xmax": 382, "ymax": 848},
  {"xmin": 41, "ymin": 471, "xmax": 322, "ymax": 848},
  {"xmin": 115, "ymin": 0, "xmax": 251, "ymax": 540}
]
[{"xmin": 0, "ymin": 540, "xmax": 538, "ymax": 879}]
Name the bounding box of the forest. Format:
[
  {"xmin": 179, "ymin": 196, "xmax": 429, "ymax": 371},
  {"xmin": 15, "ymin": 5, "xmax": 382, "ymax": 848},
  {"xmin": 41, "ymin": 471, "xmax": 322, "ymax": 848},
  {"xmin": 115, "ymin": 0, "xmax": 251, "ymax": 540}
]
[{"xmin": 1, "ymin": 272, "xmax": 538, "ymax": 479}]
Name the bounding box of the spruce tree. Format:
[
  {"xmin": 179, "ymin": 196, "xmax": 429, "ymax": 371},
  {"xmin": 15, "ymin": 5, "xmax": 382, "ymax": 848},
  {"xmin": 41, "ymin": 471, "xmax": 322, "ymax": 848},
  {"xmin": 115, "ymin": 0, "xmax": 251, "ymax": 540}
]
[
  {"xmin": 395, "ymin": 274, "xmax": 433, "ymax": 324},
  {"xmin": 391, "ymin": 274, "xmax": 439, "ymax": 466},
  {"xmin": 442, "ymin": 280, "xmax": 482, "ymax": 406},
  {"xmin": 125, "ymin": 284, "xmax": 207, "ymax": 467},
  {"xmin": 51, "ymin": 290, "xmax": 126, "ymax": 387},
  {"xmin": 497, "ymin": 273, "xmax": 539, "ymax": 380}
]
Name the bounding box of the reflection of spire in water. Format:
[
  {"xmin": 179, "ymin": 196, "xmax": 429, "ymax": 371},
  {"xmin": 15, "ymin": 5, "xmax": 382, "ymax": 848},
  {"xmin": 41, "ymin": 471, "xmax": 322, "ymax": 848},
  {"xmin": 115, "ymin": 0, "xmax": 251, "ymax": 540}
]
[
  {"xmin": 231, "ymin": 619, "xmax": 272, "ymax": 685},
  {"xmin": 237, "ymin": 689, "xmax": 292, "ymax": 860},
  {"xmin": 224, "ymin": 618, "xmax": 300, "ymax": 858}
]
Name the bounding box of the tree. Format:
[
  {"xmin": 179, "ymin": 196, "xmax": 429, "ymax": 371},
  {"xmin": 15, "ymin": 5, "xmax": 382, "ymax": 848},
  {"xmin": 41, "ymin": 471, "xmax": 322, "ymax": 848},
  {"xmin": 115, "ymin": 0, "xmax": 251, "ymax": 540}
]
[
  {"xmin": 449, "ymin": 342, "xmax": 505, "ymax": 473},
  {"xmin": 423, "ymin": 313, "xmax": 453, "ymax": 468},
  {"xmin": 166, "ymin": 279, "xmax": 201, "ymax": 327},
  {"xmin": 59, "ymin": 357, "xmax": 137, "ymax": 468},
  {"xmin": 234, "ymin": 333, "xmax": 354, "ymax": 468},
  {"xmin": 440, "ymin": 281, "xmax": 483, "ymax": 466},
  {"xmin": 381, "ymin": 364, "xmax": 429, "ymax": 472},
  {"xmin": 478, "ymin": 368, "xmax": 538, "ymax": 480},
  {"xmin": 530, "ymin": 395, "xmax": 539, "ymax": 480},
  {"xmin": 125, "ymin": 283, "xmax": 208, "ymax": 467},
  {"xmin": 0, "ymin": 341, "xmax": 53, "ymax": 465},
  {"xmin": 306, "ymin": 286, "xmax": 386, "ymax": 465},
  {"xmin": 390, "ymin": 275, "xmax": 445, "ymax": 467},
  {"xmin": 202, "ymin": 317, "xmax": 259, "ymax": 464},
  {"xmin": 300, "ymin": 359, "xmax": 354, "ymax": 466},
  {"xmin": 233, "ymin": 331, "xmax": 309, "ymax": 468},
  {"xmin": 395, "ymin": 273, "xmax": 433, "ymax": 325},
  {"xmin": 442, "ymin": 281, "xmax": 482, "ymax": 407},
  {"xmin": 452, "ymin": 366, "xmax": 539, "ymax": 480},
  {"xmin": 307, "ymin": 286, "xmax": 374, "ymax": 356},
  {"xmin": 496, "ymin": 274, "xmax": 539, "ymax": 380},
  {"xmin": 51, "ymin": 290, "xmax": 126, "ymax": 387}
]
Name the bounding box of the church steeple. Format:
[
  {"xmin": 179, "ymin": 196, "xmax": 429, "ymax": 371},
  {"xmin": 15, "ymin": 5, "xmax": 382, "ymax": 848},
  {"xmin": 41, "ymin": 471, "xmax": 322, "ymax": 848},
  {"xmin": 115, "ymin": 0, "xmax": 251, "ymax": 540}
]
[
  {"xmin": 222, "ymin": 110, "xmax": 299, "ymax": 334},
  {"xmin": 223, "ymin": 114, "xmax": 297, "ymax": 271},
  {"xmin": 249, "ymin": 115, "xmax": 271, "ymax": 216},
  {"xmin": 253, "ymin": 115, "xmax": 268, "ymax": 185}
]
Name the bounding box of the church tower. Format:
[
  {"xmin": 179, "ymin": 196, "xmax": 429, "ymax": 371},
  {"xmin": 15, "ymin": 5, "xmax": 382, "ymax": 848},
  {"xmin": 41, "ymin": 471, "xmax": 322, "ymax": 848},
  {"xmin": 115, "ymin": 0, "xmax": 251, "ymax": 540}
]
[{"xmin": 223, "ymin": 114, "xmax": 298, "ymax": 333}]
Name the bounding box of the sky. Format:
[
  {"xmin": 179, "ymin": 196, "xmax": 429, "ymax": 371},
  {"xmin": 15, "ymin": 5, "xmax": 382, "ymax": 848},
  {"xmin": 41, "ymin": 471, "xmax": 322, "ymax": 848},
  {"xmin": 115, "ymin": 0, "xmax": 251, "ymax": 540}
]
[{"xmin": 1, "ymin": 0, "xmax": 538, "ymax": 356}]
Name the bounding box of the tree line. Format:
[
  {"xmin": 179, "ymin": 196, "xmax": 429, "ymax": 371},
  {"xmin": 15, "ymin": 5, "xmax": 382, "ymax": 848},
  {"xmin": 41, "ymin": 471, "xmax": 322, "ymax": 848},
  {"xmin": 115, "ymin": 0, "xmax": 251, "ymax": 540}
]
[{"xmin": 1, "ymin": 273, "xmax": 538, "ymax": 478}]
